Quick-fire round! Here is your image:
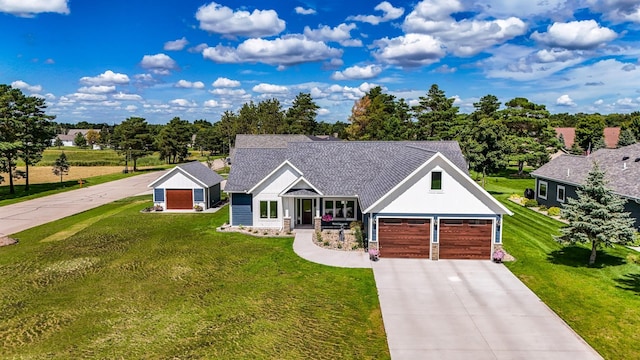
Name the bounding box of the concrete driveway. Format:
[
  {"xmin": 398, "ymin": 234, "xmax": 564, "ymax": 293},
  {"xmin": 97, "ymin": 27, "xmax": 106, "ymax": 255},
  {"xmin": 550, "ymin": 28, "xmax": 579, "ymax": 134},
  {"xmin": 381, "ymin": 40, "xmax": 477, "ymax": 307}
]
[
  {"xmin": 372, "ymin": 259, "xmax": 602, "ymax": 359},
  {"xmin": 0, "ymin": 171, "xmax": 162, "ymax": 237}
]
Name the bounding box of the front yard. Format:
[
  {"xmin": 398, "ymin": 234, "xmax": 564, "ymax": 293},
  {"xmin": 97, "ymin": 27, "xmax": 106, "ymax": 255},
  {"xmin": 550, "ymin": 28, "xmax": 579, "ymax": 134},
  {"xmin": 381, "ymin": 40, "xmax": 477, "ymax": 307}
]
[
  {"xmin": 0, "ymin": 198, "xmax": 388, "ymax": 359},
  {"xmin": 485, "ymin": 176, "xmax": 640, "ymax": 360}
]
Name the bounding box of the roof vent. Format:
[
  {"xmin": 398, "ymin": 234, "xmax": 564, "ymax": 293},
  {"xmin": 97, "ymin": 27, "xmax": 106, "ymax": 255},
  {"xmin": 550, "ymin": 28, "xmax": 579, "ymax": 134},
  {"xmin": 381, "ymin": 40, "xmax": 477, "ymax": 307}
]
[
  {"xmin": 623, "ymin": 156, "xmax": 630, "ymax": 161},
  {"xmin": 635, "ymin": 157, "xmax": 640, "ymax": 162},
  {"xmin": 623, "ymin": 162, "xmax": 628, "ymax": 170}
]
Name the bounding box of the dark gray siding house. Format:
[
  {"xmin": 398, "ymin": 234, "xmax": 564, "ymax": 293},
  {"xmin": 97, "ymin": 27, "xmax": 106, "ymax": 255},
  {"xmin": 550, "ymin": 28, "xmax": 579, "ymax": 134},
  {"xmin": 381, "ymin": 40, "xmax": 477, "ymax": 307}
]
[{"xmin": 532, "ymin": 143, "xmax": 640, "ymax": 229}]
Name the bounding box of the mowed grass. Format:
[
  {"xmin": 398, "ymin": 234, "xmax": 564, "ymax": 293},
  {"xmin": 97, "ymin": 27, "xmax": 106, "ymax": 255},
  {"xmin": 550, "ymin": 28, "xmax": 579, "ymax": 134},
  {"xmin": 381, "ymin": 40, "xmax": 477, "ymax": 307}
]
[
  {"xmin": 485, "ymin": 176, "xmax": 640, "ymax": 359},
  {"xmin": 0, "ymin": 199, "xmax": 388, "ymax": 359}
]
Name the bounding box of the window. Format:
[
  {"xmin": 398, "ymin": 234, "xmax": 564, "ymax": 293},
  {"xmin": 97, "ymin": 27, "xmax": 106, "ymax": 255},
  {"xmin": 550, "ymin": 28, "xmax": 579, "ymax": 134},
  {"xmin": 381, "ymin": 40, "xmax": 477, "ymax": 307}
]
[
  {"xmin": 557, "ymin": 185, "xmax": 565, "ymax": 203},
  {"xmin": 431, "ymin": 171, "xmax": 442, "ymax": 190},
  {"xmin": 260, "ymin": 201, "xmax": 278, "ymax": 219},
  {"xmin": 193, "ymin": 188, "xmax": 204, "ymax": 202},
  {"xmin": 323, "ymin": 199, "xmax": 357, "ymax": 220},
  {"xmin": 538, "ymin": 181, "xmax": 548, "ymax": 199},
  {"xmin": 153, "ymin": 188, "xmax": 164, "ymax": 202}
]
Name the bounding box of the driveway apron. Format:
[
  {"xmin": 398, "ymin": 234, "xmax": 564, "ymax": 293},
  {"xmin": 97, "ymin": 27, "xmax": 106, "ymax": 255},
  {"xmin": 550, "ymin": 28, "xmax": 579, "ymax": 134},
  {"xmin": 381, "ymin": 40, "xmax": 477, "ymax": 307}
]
[{"xmin": 372, "ymin": 259, "xmax": 602, "ymax": 360}]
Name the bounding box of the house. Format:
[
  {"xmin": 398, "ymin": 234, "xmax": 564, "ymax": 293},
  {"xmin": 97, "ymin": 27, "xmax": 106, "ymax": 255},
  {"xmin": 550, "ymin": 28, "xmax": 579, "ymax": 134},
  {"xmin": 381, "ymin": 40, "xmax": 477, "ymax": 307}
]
[
  {"xmin": 531, "ymin": 143, "xmax": 640, "ymax": 228},
  {"xmin": 225, "ymin": 135, "xmax": 512, "ymax": 260},
  {"xmin": 555, "ymin": 127, "xmax": 621, "ymax": 149},
  {"xmin": 148, "ymin": 161, "xmax": 224, "ymax": 210},
  {"xmin": 52, "ymin": 129, "xmax": 95, "ymax": 148},
  {"xmin": 228, "ymin": 134, "xmax": 340, "ymax": 165}
]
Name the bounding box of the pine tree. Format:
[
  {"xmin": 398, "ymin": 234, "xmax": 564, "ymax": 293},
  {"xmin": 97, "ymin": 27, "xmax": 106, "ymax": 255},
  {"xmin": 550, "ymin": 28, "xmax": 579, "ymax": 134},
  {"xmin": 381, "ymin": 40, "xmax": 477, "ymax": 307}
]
[
  {"xmin": 617, "ymin": 128, "xmax": 637, "ymax": 147},
  {"xmin": 52, "ymin": 152, "xmax": 70, "ymax": 185},
  {"xmin": 555, "ymin": 162, "xmax": 636, "ymax": 265}
]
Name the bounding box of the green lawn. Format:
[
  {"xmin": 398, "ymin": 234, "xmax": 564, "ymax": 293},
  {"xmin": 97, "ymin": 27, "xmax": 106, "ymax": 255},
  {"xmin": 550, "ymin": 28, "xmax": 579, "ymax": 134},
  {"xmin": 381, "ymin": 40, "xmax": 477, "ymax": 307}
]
[
  {"xmin": 0, "ymin": 199, "xmax": 388, "ymax": 359},
  {"xmin": 485, "ymin": 176, "xmax": 640, "ymax": 359}
]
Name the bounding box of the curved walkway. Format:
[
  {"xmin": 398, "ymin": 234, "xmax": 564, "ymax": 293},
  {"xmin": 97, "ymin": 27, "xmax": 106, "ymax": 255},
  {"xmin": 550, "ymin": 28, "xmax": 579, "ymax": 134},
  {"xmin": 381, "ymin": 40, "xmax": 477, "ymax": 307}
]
[{"xmin": 292, "ymin": 229, "xmax": 371, "ymax": 268}]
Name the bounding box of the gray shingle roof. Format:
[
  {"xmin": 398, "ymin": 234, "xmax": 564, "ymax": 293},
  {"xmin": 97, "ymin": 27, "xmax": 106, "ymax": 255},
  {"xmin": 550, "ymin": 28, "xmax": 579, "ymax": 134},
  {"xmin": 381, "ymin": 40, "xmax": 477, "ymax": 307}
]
[
  {"xmin": 531, "ymin": 142, "xmax": 640, "ymax": 199},
  {"xmin": 176, "ymin": 161, "xmax": 224, "ymax": 187},
  {"xmin": 225, "ymin": 136, "xmax": 469, "ymax": 210}
]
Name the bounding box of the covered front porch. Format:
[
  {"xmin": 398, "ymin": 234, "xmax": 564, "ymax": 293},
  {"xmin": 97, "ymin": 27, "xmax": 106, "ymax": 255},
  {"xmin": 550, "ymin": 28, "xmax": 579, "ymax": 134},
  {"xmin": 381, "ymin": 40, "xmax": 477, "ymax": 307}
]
[{"xmin": 281, "ymin": 190, "xmax": 362, "ymax": 232}]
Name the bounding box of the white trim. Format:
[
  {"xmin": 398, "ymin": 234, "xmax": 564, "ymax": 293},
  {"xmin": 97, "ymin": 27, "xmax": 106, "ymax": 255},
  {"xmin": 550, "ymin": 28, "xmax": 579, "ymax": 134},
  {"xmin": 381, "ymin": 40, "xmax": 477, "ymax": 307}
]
[
  {"xmin": 279, "ymin": 176, "xmax": 324, "ymax": 196},
  {"xmin": 148, "ymin": 166, "xmax": 209, "ymax": 189},
  {"xmin": 363, "ymin": 152, "xmax": 513, "ymax": 216},
  {"xmin": 247, "ymin": 160, "xmax": 303, "ymax": 194},
  {"xmin": 538, "ymin": 180, "xmax": 548, "ymax": 200},
  {"xmin": 322, "ymin": 198, "xmax": 358, "ymax": 221},
  {"xmin": 556, "ymin": 185, "xmax": 566, "ymax": 203}
]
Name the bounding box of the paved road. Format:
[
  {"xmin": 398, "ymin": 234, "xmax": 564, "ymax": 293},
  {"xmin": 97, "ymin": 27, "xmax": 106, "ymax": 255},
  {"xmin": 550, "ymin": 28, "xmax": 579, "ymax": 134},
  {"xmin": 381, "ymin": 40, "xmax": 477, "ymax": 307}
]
[
  {"xmin": 0, "ymin": 171, "xmax": 162, "ymax": 238},
  {"xmin": 372, "ymin": 259, "xmax": 602, "ymax": 359}
]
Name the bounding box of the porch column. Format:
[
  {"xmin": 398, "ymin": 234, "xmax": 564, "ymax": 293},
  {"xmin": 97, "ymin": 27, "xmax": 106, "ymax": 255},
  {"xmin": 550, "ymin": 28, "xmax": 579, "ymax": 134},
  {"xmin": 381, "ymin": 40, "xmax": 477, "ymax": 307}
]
[
  {"xmin": 283, "ymin": 208, "xmax": 291, "ymax": 231},
  {"xmin": 314, "ymin": 213, "xmax": 321, "ymax": 232}
]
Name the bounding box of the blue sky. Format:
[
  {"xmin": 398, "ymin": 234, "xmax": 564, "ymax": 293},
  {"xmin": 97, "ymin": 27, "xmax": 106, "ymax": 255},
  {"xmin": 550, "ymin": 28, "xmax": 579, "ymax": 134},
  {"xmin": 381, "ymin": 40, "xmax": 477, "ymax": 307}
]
[{"xmin": 2, "ymin": 0, "xmax": 640, "ymax": 125}]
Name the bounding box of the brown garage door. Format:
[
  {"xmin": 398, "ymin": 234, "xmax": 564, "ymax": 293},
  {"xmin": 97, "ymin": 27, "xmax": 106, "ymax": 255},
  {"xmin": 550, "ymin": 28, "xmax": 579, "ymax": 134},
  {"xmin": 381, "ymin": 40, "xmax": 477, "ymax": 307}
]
[
  {"xmin": 166, "ymin": 189, "xmax": 193, "ymax": 209},
  {"xmin": 378, "ymin": 218, "xmax": 430, "ymax": 258},
  {"xmin": 439, "ymin": 219, "xmax": 492, "ymax": 259}
]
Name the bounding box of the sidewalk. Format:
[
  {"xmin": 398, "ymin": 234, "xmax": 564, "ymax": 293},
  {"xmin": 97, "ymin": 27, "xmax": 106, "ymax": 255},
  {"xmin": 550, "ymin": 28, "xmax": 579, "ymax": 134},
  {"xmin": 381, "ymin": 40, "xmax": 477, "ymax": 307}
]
[{"xmin": 292, "ymin": 229, "xmax": 371, "ymax": 268}]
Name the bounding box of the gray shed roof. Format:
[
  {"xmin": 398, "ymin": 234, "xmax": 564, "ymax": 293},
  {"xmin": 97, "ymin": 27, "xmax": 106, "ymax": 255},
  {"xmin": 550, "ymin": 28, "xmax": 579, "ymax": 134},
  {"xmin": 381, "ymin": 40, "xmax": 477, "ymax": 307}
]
[
  {"xmin": 531, "ymin": 142, "xmax": 640, "ymax": 199},
  {"xmin": 175, "ymin": 161, "xmax": 224, "ymax": 187},
  {"xmin": 225, "ymin": 137, "xmax": 468, "ymax": 210}
]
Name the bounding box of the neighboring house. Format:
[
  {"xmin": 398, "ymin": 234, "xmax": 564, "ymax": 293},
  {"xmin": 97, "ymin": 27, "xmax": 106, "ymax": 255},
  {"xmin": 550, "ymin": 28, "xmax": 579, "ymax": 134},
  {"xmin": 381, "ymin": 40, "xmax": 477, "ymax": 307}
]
[
  {"xmin": 148, "ymin": 161, "xmax": 224, "ymax": 210},
  {"xmin": 225, "ymin": 135, "xmax": 512, "ymax": 260},
  {"xmin": 555, "ymin": 127, "xmax": 621, "ymax": 149},
  {"xmin": 51, "ymin": 129, "xmax": 92, "ymax": 147},
  {"xmin": 532, "ymin": 143, "xmax": 640, "ymax": 228}
]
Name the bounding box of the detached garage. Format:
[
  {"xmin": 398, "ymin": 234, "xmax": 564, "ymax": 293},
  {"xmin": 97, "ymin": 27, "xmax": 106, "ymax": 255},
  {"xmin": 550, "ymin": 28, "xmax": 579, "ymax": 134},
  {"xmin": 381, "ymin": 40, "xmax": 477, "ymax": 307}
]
[{"xmin": 148, "ymin": 161, "xmax": 224, "ymax": 211}]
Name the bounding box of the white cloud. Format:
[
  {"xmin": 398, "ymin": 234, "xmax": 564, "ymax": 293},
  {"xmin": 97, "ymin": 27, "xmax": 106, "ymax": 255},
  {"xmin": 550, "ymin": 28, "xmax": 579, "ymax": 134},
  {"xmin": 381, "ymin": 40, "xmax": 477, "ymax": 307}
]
[
  {"xmin": 317, "ymin": 108, "xmax": 330, "ymax": 116},
  {"xmin": 483, "ymin": 44, "xmax": 585, "ymax": 81},
  {"xmin": 164, "ymin": 37, "xmax": 189, "ymax": 51},
  {"xmin": 112, "ymin": 92, "xmax": 143, "ymax": 101},
  {"xmin": 252, "ymin": 83, "xmax": 289, "ymax": 94},
  {"xmin": 0, "ymin": 0, "xmax": 69, "ymax": 16},
  {"xmin": 403, "ymin": 0, "xmax": 527, "ymax": 57},
  {"xmin": 125, "ymin": 105, "xmax": 138, "ymax": 111},
  {"xmin": 71, "ymin": 93, "xmax": 108, "ymax": 102},
  {"xmin": 203, "ymin": 100, "xmax": 220, "ymax": 107},
  {"xmin": 189, "ymin": 43, "xmax": 209, "ymax": 53},
  {"xmin": 586, "ymin": 0, "xmax": 640, "ymax": 24},
  {"xmin": 295, "ymin": 6, "xmax": 316, "ymax": 15},
  {"xmin": 196, "ymin": 2, "xmax": 285, "ymax": 37},
  {"xmin": 473, "ymin": 0, "xmax": 568, "ymax": 19},
  {"xmin": 175, "ymin": 80, "xmax": 205, "ymax": 89},
  {"xmin": 44, "ymin": 58, "xmax": 55, "ymax": 64},
  {"xmin": 304, "ymin": 23, "xmax": 362, "ymax": 47},
  {"xmin": 140, "ymin": 53, "xmax": 178, "ymax": 75},
  {"xmin": 11, "ymin": 80, "xmax": 42, "ymax": 93},
  {"xmin": 331, "ymin": 64, "xmax": 382, "ymax": 80},
  {"xmin": 80, "ymin": 70, "xmax": 130, "ymax": 86},
  {"xmin": 170, "ymin": 99, "xmax": 197, "ymax": 107},
  {"xmin": 209, "ymin": 88, "xmax": 247, "ymax": 96},
  {"xmin": 77, "ymin": 85, "xmax": 115, "ymax": 94},
  {"xmin": 373, "ymin": 33, "xmax": 445, "ymax": 67},
  {"xmin": 531, "ymin": 20, "xmax": 617, "ymax": 50},
  {"xmin": 202, "ymin": 36, "xmax": 342, "ymax": 67},
  {"xmin": 348, "ymin": 1, "xmax": 404, "ymax": 25},
  {"xmin": 556, "ymin": 94, "xmax": 576, "ymax": 107},
  {"xmin": 212, "ymin": 77, "xmax": 241, "ymax": 88}
]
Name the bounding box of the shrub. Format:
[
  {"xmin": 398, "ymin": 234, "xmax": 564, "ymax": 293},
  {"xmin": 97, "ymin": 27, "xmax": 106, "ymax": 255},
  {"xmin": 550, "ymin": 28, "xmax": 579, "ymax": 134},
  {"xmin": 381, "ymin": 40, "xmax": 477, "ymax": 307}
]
[
  {"xmin": 349, "ymin": 221, "xmax": 363, "ymax": 230},
  {"xmin": 627, "ymin": 254, "xmax": 640, "ymax": 265},
  {"xmin": 547, "ymin": 207, "xmax": 561, "ymax": 216},
  {"xmin": 352, "ymin": 227, "xmax": 363, "ymax": 249},
  {"xmin": 323, "ymin": 241, "xmax": 330, "ymax": 247},
  {"xmin": 524, "ymin": 199, "xmax": 538, "ymax": 207},
  {"xmin": 316, "ymin": 231, "xmax": 323, "ymax": 243},
  {"xmin": 538, "ymin": 204, "xmax": 547, "ymax": 211}
]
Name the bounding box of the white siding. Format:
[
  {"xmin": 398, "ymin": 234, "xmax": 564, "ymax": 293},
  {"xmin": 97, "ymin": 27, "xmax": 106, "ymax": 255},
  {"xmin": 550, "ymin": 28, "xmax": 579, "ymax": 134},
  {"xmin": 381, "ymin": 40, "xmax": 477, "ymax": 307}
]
[
  {"xmin": 378, "ymin": 164, "xmax": 495, "ymax": 215},
  {"xmin": 252, "ymin": 164, "xmax": 299, "ymax": 228},
  {"xmin": 154, "ymin": 171, "xmax": 201, "ymax": 189}
]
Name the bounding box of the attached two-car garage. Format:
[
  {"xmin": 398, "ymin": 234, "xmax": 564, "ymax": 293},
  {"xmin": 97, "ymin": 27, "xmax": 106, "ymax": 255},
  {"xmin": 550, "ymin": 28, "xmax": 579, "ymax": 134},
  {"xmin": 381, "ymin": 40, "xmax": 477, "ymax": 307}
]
[{"xmin": 377, "ymin": 218, "xmax": 493, "ymax": 260}]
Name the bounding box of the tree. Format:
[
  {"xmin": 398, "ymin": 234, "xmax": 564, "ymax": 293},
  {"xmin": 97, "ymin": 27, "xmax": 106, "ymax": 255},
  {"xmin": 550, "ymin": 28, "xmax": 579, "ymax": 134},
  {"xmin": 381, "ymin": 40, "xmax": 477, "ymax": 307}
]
[
  {"xmin": 575, "ymin": 115, "xmax": 605, "ymax": 151},
  {"xmin": 156, "ymin": 117, "xmax": 192, "ymax": 163},
  {"xmin": 52, "ymin": 152, "xmax": 70, "ymax": 184},
  {"xmin": 555, "ymin": 162, "xmax": 636, "ymax": 265},
  {"xmin": 345, "ymin": 86, "xmax": 410, "ymax": 140},
  {"xmin": 54, "ymin": 137, "xmax": 63, "ymax": 148},
  {"xmin": 85, "ymin": 129, "xmax": 100, "ymax": 149},
  {"xmin": 500, "ymin": 97, "xmax": 558, "ymax": 174},
  {"xmin": 0, "ymin": 84, "xmax": 24, "ymax": 194},
  {"xmin": 345, "ymin": 95, "xmax": 372, "ymax": 140},
  {"xmin": 413, "ymin": 84, "xmax": 459, "ymax": 140},
  {"xmin": 112, "ymin": 117, "xmax": 153, "ymax": 171},
  {"xmin": 73, "ymin": 132, "xmax": 87, "ymax": 148},
  {"xmin": 558, "ymin": 133, "xmax": 566, "ymax": 149},
  {"xmin": 617, "ymin": 128, "xmax": 637, "ymax": 147},
  {"xmin": 17, "ymin": 95, "xmax": 56, "ymax": 191},
  {"xmin": 285, "ymin": 93, "xmax": 319, "ymax": 134}
]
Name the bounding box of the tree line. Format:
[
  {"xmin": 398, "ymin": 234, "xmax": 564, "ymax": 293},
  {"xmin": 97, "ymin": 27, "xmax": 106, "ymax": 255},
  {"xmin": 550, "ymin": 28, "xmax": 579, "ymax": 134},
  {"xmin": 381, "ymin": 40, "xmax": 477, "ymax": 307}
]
[{"xmin": 4, "ymin": 82, "xmax": 640, "ymax": 194}]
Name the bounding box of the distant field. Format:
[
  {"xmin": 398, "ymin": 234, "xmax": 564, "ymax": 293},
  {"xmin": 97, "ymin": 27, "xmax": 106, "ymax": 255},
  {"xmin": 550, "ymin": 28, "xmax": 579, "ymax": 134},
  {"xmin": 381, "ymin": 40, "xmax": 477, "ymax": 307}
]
[
  {"xmin": 33, "ymin": 147, "xmax": 166, "ymax": 167},
  {"xmin": 1, "ymin": 166, "xmax": 126, "ymax": 185}
]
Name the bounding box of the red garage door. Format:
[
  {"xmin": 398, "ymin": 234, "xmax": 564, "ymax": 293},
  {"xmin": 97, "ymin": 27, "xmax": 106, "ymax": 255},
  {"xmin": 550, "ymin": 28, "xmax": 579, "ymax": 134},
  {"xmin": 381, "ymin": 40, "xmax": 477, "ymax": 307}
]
[
  {"xmin": 439, "ymin": 219, "xmax": 492, "ymax": 259},
  {"xmin": 378, "ymin": 218, "xmax": 430, "ymax": 258},
  {"xmin": 166, "ymin": 189, "xmax": 193, "ymax": 210}
]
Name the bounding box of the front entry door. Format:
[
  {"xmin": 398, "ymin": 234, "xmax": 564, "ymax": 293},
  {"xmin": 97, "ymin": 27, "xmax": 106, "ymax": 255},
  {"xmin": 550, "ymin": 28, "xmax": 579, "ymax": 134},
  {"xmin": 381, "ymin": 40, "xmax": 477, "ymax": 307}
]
[{"xmin": 302, "ymin": 199, "xmax": 313, "ymax": 224}]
